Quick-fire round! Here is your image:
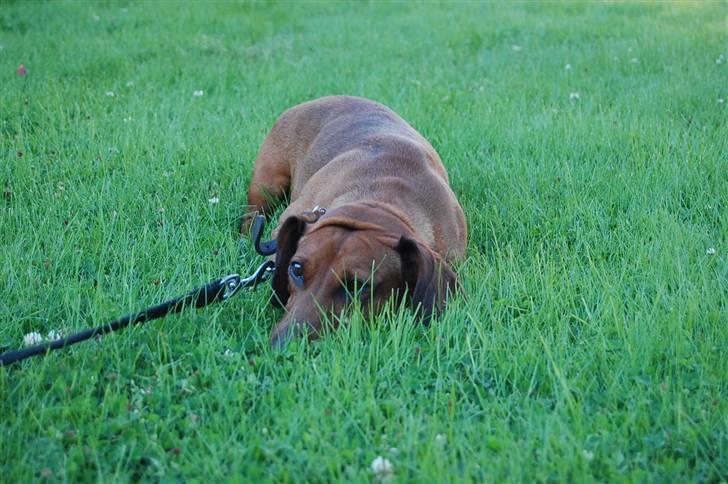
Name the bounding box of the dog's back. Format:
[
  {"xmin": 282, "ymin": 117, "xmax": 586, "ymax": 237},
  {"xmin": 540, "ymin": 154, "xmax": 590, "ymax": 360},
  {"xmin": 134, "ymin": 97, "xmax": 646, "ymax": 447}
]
[
  {"xmin": 265, "ymin": 96, "xmax": 466, "ymax": 261},
  {"xmin": 274, "ymin": 96, "xmax": 448, "ymax": 188}
]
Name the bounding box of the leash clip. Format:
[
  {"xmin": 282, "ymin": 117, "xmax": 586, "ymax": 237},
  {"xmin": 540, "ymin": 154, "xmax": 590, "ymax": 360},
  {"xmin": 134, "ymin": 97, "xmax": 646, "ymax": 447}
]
[
  {"xmin": 225, "ymin": 216, "xmax": 279, "ymax": 300},
  {"xmin": 220, "ymin": 259, "xmax": 275, "ymax": 301},
  {"xmin": 240, "ymin": 260, "xmax": 276, "ymax": 290},
  {"xmin": 220, "ymin": 274, "xmax": 243, "ymax": 300}
]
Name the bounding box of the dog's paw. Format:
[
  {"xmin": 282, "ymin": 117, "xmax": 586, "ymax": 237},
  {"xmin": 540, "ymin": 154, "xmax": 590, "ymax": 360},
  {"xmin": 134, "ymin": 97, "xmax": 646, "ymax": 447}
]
[{"xmin": 239, "ymin": 210, "xmax": 261, "ymax": 237}]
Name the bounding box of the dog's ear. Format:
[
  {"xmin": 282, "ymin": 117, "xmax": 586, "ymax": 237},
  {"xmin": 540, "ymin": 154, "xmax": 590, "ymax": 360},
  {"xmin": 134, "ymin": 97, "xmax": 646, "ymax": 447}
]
[
  {"xmin": 272, "ymin": 216, "xmax": 306, "ymax": 307},
  {"xmin": 395, "ymin": 236, "xmax": 458, "ymax": 324}
]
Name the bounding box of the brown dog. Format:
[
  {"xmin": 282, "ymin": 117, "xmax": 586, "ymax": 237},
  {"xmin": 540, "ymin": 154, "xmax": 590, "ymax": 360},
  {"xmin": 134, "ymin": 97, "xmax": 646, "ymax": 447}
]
[{"xmin": 243, "ymin": 96, "xmax": 467, "ymax": 347}]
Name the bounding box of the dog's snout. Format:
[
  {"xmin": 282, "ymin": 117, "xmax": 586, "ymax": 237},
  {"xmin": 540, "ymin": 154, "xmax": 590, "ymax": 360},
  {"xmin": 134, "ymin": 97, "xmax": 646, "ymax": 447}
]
[{"xmin": 270, "ymin": 317, "xmax": 315, "ymax": 349}]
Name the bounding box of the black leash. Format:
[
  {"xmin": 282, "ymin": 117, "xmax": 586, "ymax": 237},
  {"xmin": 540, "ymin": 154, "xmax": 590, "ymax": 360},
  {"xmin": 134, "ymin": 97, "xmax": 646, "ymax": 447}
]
[{"xmin": 0, "ymin": 216, "xmax": 278, "ymax": 367}]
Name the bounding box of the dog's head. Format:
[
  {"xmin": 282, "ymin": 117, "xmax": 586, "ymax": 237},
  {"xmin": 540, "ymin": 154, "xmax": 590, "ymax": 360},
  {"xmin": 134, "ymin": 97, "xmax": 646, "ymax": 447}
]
[{"xmin": 269, "ymin": 202, "xmax": 458, "ymax": 347}]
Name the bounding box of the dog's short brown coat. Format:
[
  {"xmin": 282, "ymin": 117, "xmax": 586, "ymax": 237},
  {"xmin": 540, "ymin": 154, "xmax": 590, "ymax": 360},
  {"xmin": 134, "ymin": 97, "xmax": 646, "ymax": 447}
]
[{"xmin": 244, "ymin": 96, "xmax": 467, "ymax": 347}]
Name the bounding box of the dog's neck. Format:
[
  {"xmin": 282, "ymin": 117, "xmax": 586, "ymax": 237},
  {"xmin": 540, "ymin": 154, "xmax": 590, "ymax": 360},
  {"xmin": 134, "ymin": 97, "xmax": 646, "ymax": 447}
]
[{"xmin": 304, "ymin": 199, "xmax": 418, "ymax": 243}]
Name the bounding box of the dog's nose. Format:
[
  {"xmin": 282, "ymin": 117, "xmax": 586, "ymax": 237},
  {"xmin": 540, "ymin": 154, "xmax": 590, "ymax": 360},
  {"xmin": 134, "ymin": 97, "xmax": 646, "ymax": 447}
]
[
  {"xmin": 270, "ymin": 319, "xmax": 308, "ymax": 349},
  {"xmin": 270, "ymin": 330, "xmax": 292, "ymax": 350}
]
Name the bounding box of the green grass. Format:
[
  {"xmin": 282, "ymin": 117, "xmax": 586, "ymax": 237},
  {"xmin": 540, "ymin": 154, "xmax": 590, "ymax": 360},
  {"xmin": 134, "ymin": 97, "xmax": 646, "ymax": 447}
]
[{"xmin": 1, "ymin": 1, "xmax": 726, "ymax": 481}]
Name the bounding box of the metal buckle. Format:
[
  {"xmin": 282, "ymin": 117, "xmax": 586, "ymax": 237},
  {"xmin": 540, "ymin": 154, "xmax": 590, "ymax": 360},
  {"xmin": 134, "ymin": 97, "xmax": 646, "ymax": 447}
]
[
  {"xmin": 240, "ymin": 260, "xmax": 275, "ymax": 289},
  {"xmin": 220, "ymin": 274, "xmax": 242, "ymax": 300}
]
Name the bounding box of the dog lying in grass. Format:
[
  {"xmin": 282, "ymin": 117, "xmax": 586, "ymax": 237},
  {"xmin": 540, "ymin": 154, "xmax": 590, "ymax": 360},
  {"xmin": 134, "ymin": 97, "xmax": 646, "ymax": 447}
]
[{"xmin": 243, "ymin": 96, "xmax": 467, "ymax": 347}]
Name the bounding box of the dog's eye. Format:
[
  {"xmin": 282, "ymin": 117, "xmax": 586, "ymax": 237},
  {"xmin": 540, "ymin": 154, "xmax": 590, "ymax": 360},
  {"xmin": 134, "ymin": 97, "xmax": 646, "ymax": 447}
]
[{"xmin": 289, "ymin": 261, "xmax": 304, "ymax": 287}]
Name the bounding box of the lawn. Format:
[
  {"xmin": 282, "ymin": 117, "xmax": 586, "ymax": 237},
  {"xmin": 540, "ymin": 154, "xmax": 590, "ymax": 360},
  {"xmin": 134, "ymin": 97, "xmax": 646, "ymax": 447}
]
[{"xmin": 1, "ymin": 1, "xmax": 726, "ymax": 481}]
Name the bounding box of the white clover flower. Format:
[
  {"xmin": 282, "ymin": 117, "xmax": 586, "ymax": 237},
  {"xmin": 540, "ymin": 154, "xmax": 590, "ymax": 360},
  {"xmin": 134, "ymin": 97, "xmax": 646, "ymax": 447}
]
[
  {"xmin": 208, "ymin": 196, "xmax": 220, "ymax": 204},
  {"xmin": 511, "ymin": 45, "xmax": 522, "ymax": 52},
  {"xmin": 47, "ymin": 330, "xmax": 64, "ymax": 341},
  {"xmin": 583, "ymin": 449, "xmax": 594, "ymax": 461},
  {"xmin": 179, "ymin": 379, "xmax": 196, "ymax": 394},
  {"xmin": 105, "ymin": 91, "xmax": 115, "ymax": 97},
  {"xmin": 371, "ymin": 456, "xmax": 394, "ymax": 481},
  {"xmin": 193, "ymin": 90, "xmax": 204, "ymax": 97},
  {"xmin": 630, "ymin": 57, "xmax": 638, "ymax": 63},
  {"xmin": 706, "ymin": 247, "xmax": 716, "ymax": 255},
  {"xmin": 569, "ymin": 92, "xmax": 580, "ymax": 100},
  {"xmin": 93, "ymin": 14, "xmax": 100, "ymax": 22},
  {"xmin": 23, "ymin": 332, "xmax": 44, "ymax": 346},
  {"xmin": 565, "ymin": 63, "xmax": 572, "ymax": 70},
  {"xmin": 126, "ymin": 80, "xmax": 135, "ymax": 87},
  {"xmin": 718, "ymin": 98, "xmax": 725, "ymax": 104},
  {"xmin": 435, "ymin": 433, "xmax": 447, "ymax": 446}
]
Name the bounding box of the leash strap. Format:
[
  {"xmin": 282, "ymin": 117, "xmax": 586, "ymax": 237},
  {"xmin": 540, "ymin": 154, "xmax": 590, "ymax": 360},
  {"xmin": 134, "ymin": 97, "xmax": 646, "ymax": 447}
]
[{"xmin": 0, "ymin": 260, "xmax": 275, "ymax": 367}]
